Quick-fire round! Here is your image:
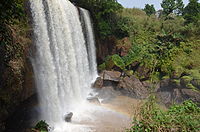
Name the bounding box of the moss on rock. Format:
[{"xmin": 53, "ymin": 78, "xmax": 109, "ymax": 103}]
[{"xmin": 181, "ymin": 76, "xmax": 193, "ymax": 86}]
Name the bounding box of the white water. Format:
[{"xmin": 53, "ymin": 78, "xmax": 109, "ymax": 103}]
[
  {"xmin": 29, "ymin": 0, "xmax": 131, "ymax": 131},
  {"xmin": 79, "ymin": 8, "xmax": 98, "ymax": 80},
  {"xmin": 30, "ymin": 0, "xmax": 97, "ymax": 124}
]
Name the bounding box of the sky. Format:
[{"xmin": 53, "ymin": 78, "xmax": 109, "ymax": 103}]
[{"xmin": 117, "ymin": 0, "xmax": 189, "ymax": 10}]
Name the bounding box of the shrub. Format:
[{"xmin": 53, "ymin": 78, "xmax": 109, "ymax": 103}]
[
  {"xmin": 127, "ymin": 97, "xmax": 200, "ymax": 132},
  {"xmin": 33, "ymin": 120, "xmax": 49, "ymax": 132}
]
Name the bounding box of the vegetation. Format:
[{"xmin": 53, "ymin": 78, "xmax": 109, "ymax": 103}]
[
  {"xmin": 32, "ymin": 120, "xmax": 50, "ymax": 132},
  {"xmin": 97, "ymin": 1, "xmax": 200, "ymax": 85},
  {"xmin": 0, "ymin": 0, "xmax": 31, "ymax": 131},
  {"xmin": 0, "ymin": 0, "xmax": 25, "ymax": 23},
  {"xmin": 183, "ymin": 0, "xmax": 200, "ymax": 24},
  {"xmin": 143, "ymin": 4, "xmax": 156, "ymax": 16},
  {"xmin": 70, "ymin": 0, "xmax": 130, "ymax": 39},
  {"xmin": 161, "ymin": 0, "xmax": 184, "ymax": 16},
  {"xmin": 127, "ymin": 97, "xmax": 200, "ymax": 132}
]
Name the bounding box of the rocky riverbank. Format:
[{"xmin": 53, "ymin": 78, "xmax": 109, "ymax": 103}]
[{"xmin": 93, "ymin": 70, "xmax": 200, "ymax": 106}]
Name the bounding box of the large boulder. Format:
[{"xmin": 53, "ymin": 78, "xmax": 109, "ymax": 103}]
[
  {"xmin": 117, "ymin": 76, "xmax": 149, "ymax": 99},
  {"xmin": 102, "ymin": 70, "xmax": 121, "ymax": 82}
]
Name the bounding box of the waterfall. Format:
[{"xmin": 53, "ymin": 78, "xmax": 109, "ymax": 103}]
[
  {"xmin": 79, "ymin": 8, "xmax": 98, "ymax": 80},
  {"xmin": 29, "ymin": 0, "xmax": 97, "ymax": 124}
]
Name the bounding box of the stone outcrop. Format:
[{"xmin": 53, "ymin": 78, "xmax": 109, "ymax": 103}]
[
  {"xmin": 96, "ymin": 36, "xmax": 117, "ymax": 65},
  {"xmin": 102, "ymin": 70, "xmax": 121, "ymax": 82},
  {"xmin": 93, "ymin": 71, "xmax": 200, "ymax": 106},
  {"xmin": 0, "ymin": 20, "xmax": 35, "ymax": 131},
  {"xmin": 117, "ymin": 76, "xmax": 149, "ymax": 99}
]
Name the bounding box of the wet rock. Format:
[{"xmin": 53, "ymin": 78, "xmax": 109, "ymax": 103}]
[
  {"xmin": 93, "ymin": 77, "xmax": 103, "ymax": 88},
  {"xmin": 64, "ymin": 112, "xmax": 73, "ymax": 122},
  {"xmin": 97, "ymin": 86, "xmax": 121, "ymax": 103},
  {"xmin": 117, "ymin": 76, "xmax": 149, "ymax": 99},
  {"xmin": 87, "ymin": 96, "xmax": 100, "ymax": 104}
]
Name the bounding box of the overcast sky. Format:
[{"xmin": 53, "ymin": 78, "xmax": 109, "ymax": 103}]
[{"xmin": 117, "ymin": 0, "xmax": 189, "ymax": 10}]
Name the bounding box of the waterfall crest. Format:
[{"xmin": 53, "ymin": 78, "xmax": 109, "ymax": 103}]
[{"xmin": 30, "ymin": 0, "xmax": 97, "ymax": 124}]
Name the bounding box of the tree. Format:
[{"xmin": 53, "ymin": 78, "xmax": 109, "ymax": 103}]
[
  {"xmin": 70, "ymin": 0, "xmax": 127, "ymax": 38},
  {"xmin": 0, "ymin": 0, "xmax": 25, "ymax": 23},
  {"xmin": 175, "ymin": 0, "xmax": 185, "ymax": 15},
  {"xmin": 143, "ymin": 4, "xmax": 156, "ymax": 16},
  {"xmin": 183, "ymin": 0, "xmax": 200, "ymax": 23},
  {"xmin": 161, "ymin": 0, "xmax": 176, "ymax": 16}
]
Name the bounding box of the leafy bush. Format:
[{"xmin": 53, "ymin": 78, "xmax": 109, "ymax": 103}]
[
  {"xmin": 0, "ymin": 0, "xmax": 25, "ymax": 23},
  {"xmin": 127, "ymin": 97, "xmax": 200, "ymax": 132},
  {"xmin": 33, "ymin": 120, "xmax": 49, "ymax": 132}
]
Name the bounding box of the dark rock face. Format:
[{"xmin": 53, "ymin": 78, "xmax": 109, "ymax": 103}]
[
  {"xmin": 93, "ymin": 71, "xmax": 200, "ymax": 106},
  {"xmin": 181, "ymin": 89, "xmax": 200, "ymax": 103},
  {"xmin": 0, "ymin": 17, "xmax": 35, "ymax": 131},
  {"xmin": 191, "ymin": 79, "xmax": 200, "ymax": 90},
  {"xmin": 64, "ymin": 112, "xmax": 73, "ymax": 122},
  {"xmin": 96, "ymin": 36, "xmax": 117, "ymax": 65},
  {"xmin": 156, "ymin": 79, "xmax": 200, "ymax": 106},
  {"xmin": 117, "ymin": 76, "xmax": 149, "ymax": 99}
]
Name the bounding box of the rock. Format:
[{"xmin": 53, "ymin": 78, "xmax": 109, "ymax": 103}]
[
  {"xmin": 93, "ymin": 77, "xmax": 103, "ymax": 88},
  {"xmin": 170, "ymin": 79, "xmax": 181, "ymax": 88},
  {"xmin": 117, "ymin": 75, "xmax": 149, "ymax": 99},
  {"xmin": 102, "ymin": 70, "xmax": 121, "ymax": 82},
  {"xmin": 191, "ymin": 79, "xmax": 200, "ymax": 90},
  {"xmin": 116, "ymin": 37, "xmax": 132, "ymax": 57},
  {"xmin": 181, "ymin": 89, "xmax": 200, "ymax": 103},
  {"xmin": 180, "ymin": 76, "xmax": 193, "ymax": 87},
  {"xmin": 97, "ymin": 86, "xmax": 120, "ymax": 103},
  {"xmin": 142, "ymin": 80, "xmax": 160, "ymax": 91},
  {"xmin": 135, "ymin": 66, "xmax": 151, "ymax": 80},
  {"xmin": 64, "ymin": 112, "xmax": 73, "ymax": 122},
  {"xmin": 87, "ymin": 96, "xmax": 100, "ymax": 104}
]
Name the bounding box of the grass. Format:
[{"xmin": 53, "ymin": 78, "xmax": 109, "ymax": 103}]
[{"xmin": 127, "ymin": 96, "xmax": 200, "ymax": 132}]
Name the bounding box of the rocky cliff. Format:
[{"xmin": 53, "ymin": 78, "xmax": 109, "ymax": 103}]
[{"xmin": 0, "ymin": 17, "xmax": 35, "ymax": 131}]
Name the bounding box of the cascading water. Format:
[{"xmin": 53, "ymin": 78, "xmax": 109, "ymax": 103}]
[
  {"xmin": 79, "ymin": 8, "xmax": 98, "ymax": 80},
  {"xmin": 29, "ymin": 0, "xmax": 131, "ymax": 131},
  {"xmin": 30, "ymin": 0, "xmax": 97, "ymax": 125}
]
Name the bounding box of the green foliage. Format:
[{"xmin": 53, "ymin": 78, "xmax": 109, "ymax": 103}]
[
  {"xmin": 102, "ymin": 54, "xmax": 125, "ymax": 70},
  {"xmin": 0, "ymin": 0, "xmax": 25, "ymax": 23},
  {"xmin": 100, "ymin": 7, "xmax": 200, "ymax": 81},
  {"xmin": 175, "ymin": 0, "xmax": 185, "ymax": 15},
  {"xmin": 143, "ymin": 4, "xmax": 156, "ymax": 16},
  {"xmin": 161, "ymin": 0, "xmax": 185, "ymax": 16},
  {"xmin": 33, "ymin": 120, "xmax": 49, "ymax": 132},
  {"xmin": 127, "ymin": 98, "xmax": 200, "ymax": 132},
  {"xmin": 111, "ymin": 54, "xmax": 125, "ymax": 70},
  {"xmin": 161, "ymin": 0, "xmax": 176, "ymax": 16},
  {"xmin": 183, "ymin": 0, "xmax": 200, "ymax": 24},
  {"xmin": 70, "ymin": 0, "xmax": 128, "ymax": 38},
  {"xmin": 122, "ymin": 44, "xmax": 144, "ymax": 67}
]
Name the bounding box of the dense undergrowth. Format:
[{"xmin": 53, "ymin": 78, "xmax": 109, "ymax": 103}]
[
  {"xmin": 127, "ymin": 96, "xmax": 200, "ymax": 132},
  {"xmin": 98, "ymin": 7, "xmax": 200, "ymax": 90}
]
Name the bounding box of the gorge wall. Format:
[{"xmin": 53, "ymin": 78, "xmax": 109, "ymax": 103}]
[{"xmin": 0, "ymin": 1, "xmax": 36, "ymax": 130}]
